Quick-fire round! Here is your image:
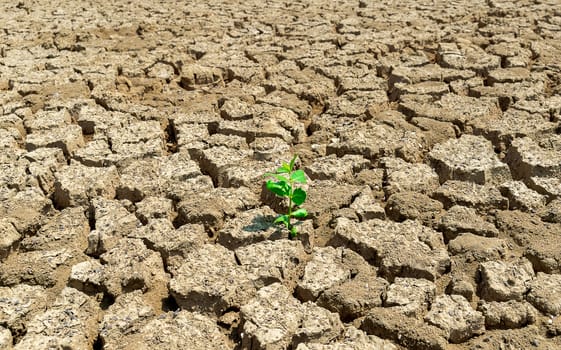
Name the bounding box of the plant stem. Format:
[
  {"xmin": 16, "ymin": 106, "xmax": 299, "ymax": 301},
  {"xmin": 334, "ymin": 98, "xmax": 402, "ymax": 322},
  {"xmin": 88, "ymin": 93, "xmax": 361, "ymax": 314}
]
[{"xmin": 287, "ymin": 177, "xmax": 293, "ymax": 234}]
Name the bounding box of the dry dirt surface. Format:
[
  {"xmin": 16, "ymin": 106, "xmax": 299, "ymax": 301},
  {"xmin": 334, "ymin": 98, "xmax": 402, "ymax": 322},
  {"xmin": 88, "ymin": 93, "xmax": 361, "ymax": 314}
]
[{"xmin": 1, "ymin": 0, "xmax": 561, "ymax": 349}]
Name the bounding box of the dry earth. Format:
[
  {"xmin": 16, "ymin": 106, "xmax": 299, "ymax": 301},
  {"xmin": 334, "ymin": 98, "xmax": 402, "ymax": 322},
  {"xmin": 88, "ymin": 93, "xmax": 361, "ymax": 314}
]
[{"xmin": 1, "ymin": 0, "xmax": 561, "ymax": 349}]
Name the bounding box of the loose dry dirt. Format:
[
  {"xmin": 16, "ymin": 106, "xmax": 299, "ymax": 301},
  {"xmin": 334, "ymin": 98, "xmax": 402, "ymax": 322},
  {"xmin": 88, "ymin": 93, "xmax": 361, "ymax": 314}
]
[{"xmin": 1, "ymin": 0, "xmax": 561, "ymax": 349}]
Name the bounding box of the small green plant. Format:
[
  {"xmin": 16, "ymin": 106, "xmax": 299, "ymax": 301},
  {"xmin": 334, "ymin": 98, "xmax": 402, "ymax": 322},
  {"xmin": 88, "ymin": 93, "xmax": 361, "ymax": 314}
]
[{"xmin": 264, "ymin": 154, "xmax": 308, "ymax": 238}]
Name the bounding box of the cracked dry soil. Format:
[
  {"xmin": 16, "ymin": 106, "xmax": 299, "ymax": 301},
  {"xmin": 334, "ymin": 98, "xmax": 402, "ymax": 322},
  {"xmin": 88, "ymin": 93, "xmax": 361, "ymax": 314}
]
[{"xmin": 1, "ymin": 0, "xmax": 561, "ymax": 349}]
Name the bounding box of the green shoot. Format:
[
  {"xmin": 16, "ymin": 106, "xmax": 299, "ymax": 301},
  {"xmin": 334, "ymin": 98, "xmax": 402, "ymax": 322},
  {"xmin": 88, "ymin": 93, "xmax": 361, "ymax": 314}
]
[{"xmin": 264, "ymin": 154, "xmax": 308, "ymax": 238}]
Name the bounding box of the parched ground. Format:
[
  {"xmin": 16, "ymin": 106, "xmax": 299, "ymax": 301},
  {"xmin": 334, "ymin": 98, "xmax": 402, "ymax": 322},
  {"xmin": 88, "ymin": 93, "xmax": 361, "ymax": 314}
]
[{"xmin": 1, "ymin": 0, "xmax": 561, "ymax": 349}]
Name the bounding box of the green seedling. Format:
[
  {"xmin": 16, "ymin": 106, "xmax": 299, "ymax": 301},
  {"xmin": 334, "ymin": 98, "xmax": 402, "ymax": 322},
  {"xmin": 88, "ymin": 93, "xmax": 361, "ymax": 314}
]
[{"xmin": 264, "ymin": 154, "xmax": 308, "ymax": 238}]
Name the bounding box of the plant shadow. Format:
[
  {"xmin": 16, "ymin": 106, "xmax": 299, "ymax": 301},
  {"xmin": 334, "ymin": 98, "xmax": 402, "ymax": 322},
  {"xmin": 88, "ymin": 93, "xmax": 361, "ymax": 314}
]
[{"xmin": 243, "ymin": 214, "xmax": 284, "ymax": 240}]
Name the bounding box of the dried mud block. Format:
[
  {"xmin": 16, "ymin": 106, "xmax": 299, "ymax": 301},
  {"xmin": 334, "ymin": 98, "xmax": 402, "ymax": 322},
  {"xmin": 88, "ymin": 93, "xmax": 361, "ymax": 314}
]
[
  {"xmin": 217, "ymin": 207, "xmax": 283, "ymax": 250},
  {"xmin": 438, "ymin": 43, "xmax": 501, "ymax": 74},
  {"xmin": 25, "ymin": 124, "xmax": 84, "ymax": 156},
  {"xmin": 207, "ymin": 133, "xmax": 250, "ymax": 150},
  {"xmin": 527, "ymin": 272, "xmax": 561, "ymax": 316},
  {"xmin": 100, "ymin": 238, "xmax": 167, "ymax": 297},
  {"xmin": 217, "ymin": 116, "xmax": 294, "ymax": 144},
  {"xmin": 389, "ymin": 64, "xmax": 475, "ymax": 87},
  {"xmin": 337, "ymin": 71, "xmax": 386, "ymax": 94},
  {"xmin": 296, "ymin": 247, "xmax": 352, "ymax": 302},
  {"xmin": 24, "ymin": 146, "xmax": 65, "ymax": 165},
  {"xmin": 495, "ymin": 210, "xmax": 561, "ymax": 273},
  {"xmin": 0, "ymin": 147, "xmax": 25, "ymax": 166},
  {"xmin": 0, "ymin": 284, "xmax": 47, "ymax": 336},
  {"xmin": 180, "ymin": 63, "xmax": 223, "ymax": 89},
  {"xmin": 25, "ymin": 148, "xmax": 66, "ymax": 194},
  {"xmin": 73, "ymin": 139, "xmax": 121, "ymax": 167},
  {"xmin": 250, "ymin": 137, "xmax": 291, "ymax": 161},
  {"xmin": 117, "ymin": 155, "xmax": 206, "ymax": 202},
  {"xmin": 131, "ymin": 220, "xmax": 208, "ymax": 271},
  {"xmin": 0, "ymin": 249, "xmax": 74, "ymax": 287},
  {"xmin": 0, "ymin": 219, "xmax": 20, "ymax": 260},
  {"xmin": 411, "ymin": 117, "xmax": 457, "ymax": 148},
  {"xmin": 54, "ymin": 163, "xmax": 120, "ymax": 208},
  {"xmin": 170, "ymin": 244, "xmax": 256, "ymax": 315},
  {"xmin": 68, "ymin": 259, "xmax": 105, "ymax": 294},
  {"xmin": 448, "ymin": 276, "xmax": 476, "ymax": 301},
  {"xmin": 317, "ymin": 270, "xmax": 388, "ymax": 322},
  {"xmin": 385, "ymin": 192, "xmax": 443, "ymax": 226},
  {"xmin": 235, "ymin": 239, "xmax": 307, "ymax": 289},
  {"xmin": 302, "ymin": 181, "xmax": 362, "ymax": 227},
  {"xmin": 0, "ymin": 327, "xmax": 11, "ymax": 350},
  {"xmin": 399, "ymin": 93, "xmax": 500, "ymax": 128},
  {"xmin": 107, "ymin": 120, "xmax": 165, "ymax": 159},
  {"xmin": 384, "ymin": 277, "xmax": 435, "ymax": 318},
  {"xmin": 86, "ymin": 198, "xmax": 140, "ymax": 257},
  {"xmin": 326, "ymin": 122, "xmax": 420, "ymax": 161},
  {"xmin": 391, "ymin": 81, "xmax": 449, "ymax": 100},
  {"xmin": 448, "ymin": 234, "xmax": 508, "ymax": 262},
  {"xmin": 132, "ymin": 311, "xmax": 232, "ymax": 350},
  {"xmin": 361, "ymin": 307, "xmax": 448, "ymax": 350},
  {"xmin": 439, "ymin": 205, "xmax": 498, "ymax": 241},
  {"xmin": 99, "ymin": 291, "xmax": 155, "ymax": 349},
  {"xmin": 528, "ymin": 176, "xmax": 561, "ymax": 199},
  {"xmin": 326, "ymin": 90, "xmax": 389, "ymax": 118},
  {"xmin": 177, "ymin": 186, "xmax": 259, "ymax": 234},
  {"xmin": 23, "ymin": 109, "xmax": 71, "ymax": 132},
  {"xmin": 290, "ymin": 303, "xmax": 344, "ymax": 348},
  {"xmin": 20, "ymin": 207, "xmax": 89, "ymax": 252},
  {"xmin": 540, "ymin": 198, "xmax": 561, "ymax": 223},
  {"xmin": 487, "ymin": 67, "xmax": 531, "ymax": 85},
  {"xmin": 295, "ymin": 325, "xmax": 397, "ymax": 350},
  {"xmin": 432, "ymin": 180, "xmax": 508, "ymax": 213},
  {"xmin": 198, "ymin": 146, "xmax": 252, "ymax": 181},
  {"xmin": 0, "ymin": 129, "xmax": 21, "ymax": 149},
  {"xmin": 463, "ymin": 327, "xmax": 556, "ymax": 350},
  {"xmin": 499, "ymin": 180, "xmax": 547, "ymax": 213},
  {"xmin": 75, "ymin": 105, "xmax": 134, "ymax": 136},
  {"xmin": 0, "ymin": 187, "xmax": 54, "ymax": 234},
  {"xmin": 382, "ymin": 157, "xmax": 440, "ymax": 196},
  {"xmin": 171, "ymin": 109, "xmax": 221, "ymax": 128},
  {"xmin": 470, "ymin": 81, "xmax": 545, "ymax": 108},
  {"xmin": 257, "ymin": 91, "xmax": 312, "ymax": 120},
  {"xmin": 350, "ymin": 188, "xmax": 386, "ymax": 221},
  {"xmin": 429, "ymin": 135, "xmax": 511, "ymax": 186},
  {"xmin": 304, "ymin": 154, "xmax": 369, "ymax": 181},
  {"xmin": 472, "ymin": 110, "xmax": 558, "ymax": 152},
  {"xmin": 13, "ymin": 287, "xmax": 100, "ymax": 350},
  {"xmin": 218, "ymin": 158, "xmax": 276, "ymax": 189},
  {"xmin": 0, "ymin": 159, "xmax": 28, "ymax": 191},
  {"xmin": 0, "ymin": 114, "xmax": 25, "ymax": 138},
  {"xmin": 240, "ymin": 283, "xmax": 303, "ymax": 350},
  {"xmin": 332, "ymin": 218, "xmax": 450, "ymax": 281},
  {"xmin": 220, "ymin": 97, "xmax": 254, "ymax": 120},
  {"xmin": 479, "ymin": 259, "xmax": 534, "ymax": 302},
  {"xmin": 478, "ymin": 300, "xmax": 538, "ymax": 329},
  {"xmin": 425, "ymin": 294, "xmax": 485, "ymax": 343},
  {"xmin": 173, "ymin": 122, "xmax": 209, "ymax": 152},
  {"xmin": 241, "ymin": 283, "xmax": 343, "ymax": 350},
  {"xmin": 506, "ymin": 137, "xmax": 561, "ymax": 180},
  {"xmin": 135, "ymin": 196, "xmax": 174, "ymax": 223}
]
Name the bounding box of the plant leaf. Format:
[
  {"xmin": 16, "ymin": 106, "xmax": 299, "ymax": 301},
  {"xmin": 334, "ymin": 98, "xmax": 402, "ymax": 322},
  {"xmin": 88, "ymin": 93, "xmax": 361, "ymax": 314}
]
[
  {"xmin": 274, "ymin": 214, "xmax": 290, "ymax": 227},
  {"xmin": 266, "ymin": 180, "xmax": 290, "ymax": 197},
  {"xmin": 290, "ymin": 169, "xmax": 307, "ymax": 184},
  {"xmin": 291, "ymin": 208, "xmax": 308, "ymax": 218},
  {"xmin": 289, "ymin": 226, "xmax": 298, "ymax": 238},
  {"xmin": 289, "ymin": 154, "xmax": 298, "ymax": 171},
  {"xmin": 264, "ymin": 173, "xmax": 289, "ymax": 183},
  {"xmin": 292, "ymin": 188, "xmax": 307, "ymax": 206},
  {"xmin": 276, "ymin": 164, "xmax": 290, "ymax": 174}
]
